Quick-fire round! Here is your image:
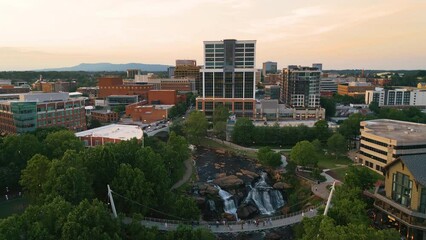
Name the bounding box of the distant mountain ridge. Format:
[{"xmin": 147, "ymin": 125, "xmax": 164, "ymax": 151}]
[{"xmin": 37, "ymin": 63, "xmax": 171, "ymax": 72}]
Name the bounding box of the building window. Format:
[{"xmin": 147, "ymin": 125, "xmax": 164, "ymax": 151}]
[
  {"xmin": 420, "ymin": 188, "xmax": 426, "ymax": 213},
  {"xmin": 392, "ymin": 172, "xmax": 412, "ymax": 207}
]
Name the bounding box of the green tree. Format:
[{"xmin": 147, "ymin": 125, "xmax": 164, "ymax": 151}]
[
  {"xmin": 88, "ymin": 118, "xmax": 102, "ymax": 129},
  {"xmin": 344, "ymin": 165, "xmax": 378, "ymax": 190},
  {"xmin": 171, "ymin": 195, "xmax": 201, "ymax": 221},
  {"xmin": 320, "ymin": 97, "xmax": 336, "ymax": 118},
  {"xmin": 62, "ymin": 199, "xmax": 121, "ymax": 240},
  {"xmin": 369, "ymin": 101, "xmax": 380, "ymax": 114},
  {"xmin": 43, "ymin": 130, "xmax": 84, "ymax": 159},
  {"xmin": 82, "ymin": 146, "xmax": 118, "ymax": 198},
  {"xmin": 298, "ymin": 215, "xmax": 399, "ymax": 240},
  {"xmin": 231, "ymin": 118, "xmax": 255, "ymax": 146},
  {"xmin": 314, "ymin": 119, "xmax": 331, "ymax": 142},
  {"xmin": 338, "ymin": 113, "xmax": 365, "ymax": 139},
  {"xmin": 290, "ymin": 141, "xmax": 318, "ymax": 167},
  {"xmin": 43, "ymin": 151, "xmax": 93, "ymax": 204},
  {"xmin": 165, "ymin": 225, "xmax": 215, "ymax": 240},
  {"xmin": 111, "ymin": 164, "xmax": 154, "ymax": 214},
  {"xmin": 17, "ymin": 196, "xmax": 72, "ymax": 240},
  {"xmin": 311, "ymin": 139, "xmax": 323, "ymax": 154},
  {"xmin": 183, "ymin": 111, "xmax": 208, "ymax": 143},
  {"xmin": 257, "ymin": 147, "xmax": 282, "ymax": 167},
  {"xmin": 213, "ymin": 121, "xmax": 227, "ymax": 140},
  {"xmin": 327, "ymin": 133, "xmax": 347, "ymax": 159},
  {"xmin": 112, "ymin": 105, "xmax": 125, "ymax": 113},
  {"xmin": 20, "ymin": 154, "xmax": 51, "ymax": 200},
  {"xmin": 328, "ymin": 186, "xmax": 368, "ymax": 226},
  {"xmin": 212, "ymin": 105, "xmax": 230, "ymax": 124}
]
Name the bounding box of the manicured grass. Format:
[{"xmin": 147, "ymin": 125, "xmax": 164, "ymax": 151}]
[
  {"xmin": 198, "ymin": 138, "xmax": 258, "ymax": 159},
  {"xmin": 317, "ymin": 155, "xmax": 353, "ymax": 170},
  {"xmin": 327, "ymin": 165, "xmax": 385, "ymax": 182},
  {"xmin": 0, "ymin": 197, "xmax": 28, "ymax": 219}
]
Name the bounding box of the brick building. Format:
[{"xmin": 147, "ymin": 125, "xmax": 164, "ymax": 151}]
[
  {"xmin": 148, "ymin": 90, "xmax": 178, "ymax": 105},
  {"xmin": 75, "ymin": 124, "xmax": 143, "ymax": 147},
  {"xmin": 129, "ymin": 105, "xmax": 172, "ymax": 123},
  {"xmin": 98, "ymin": 76, "xmax": 153, "ymax": 99},
  {"xmin": 0, "ymin": 85, "xmax": 30, "ymax": 94},
  {"xmin": 91, "ymin": 110, "xmax": 119, "ymax": 123},
  {"xmin": 0, "ymin": 92, "xmax": 86, "ymax": 134}
]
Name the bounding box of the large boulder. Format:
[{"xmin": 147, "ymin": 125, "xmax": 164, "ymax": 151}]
[
  {"xmin": 214, "ymin": 175, "xmax": 244, "ymax": 189},
  {"xmin": 237, "ymin": 204, "xmax": 258, "ymax": 219},
  {"xmin": 199, "ymin": 184, "xmax": 219, "ymax": 195},
  {"xmin": 273, "ymin": 182, "xmax": 291, "ymax": 190},
  {"xmin": 240, "ymin": 169, "xmax": 259, "ymax": 179}
]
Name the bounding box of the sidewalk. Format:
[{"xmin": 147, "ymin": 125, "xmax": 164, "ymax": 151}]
[
  {"xmin": 311, "ymin": 170, "xmax": 341, "ymax": 200},
  {"xmin": 171, "ymin": 158, "xmax": 193, "ymax": 190}
]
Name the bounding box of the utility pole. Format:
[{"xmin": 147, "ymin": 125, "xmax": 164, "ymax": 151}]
[
  {"xmin": 323, "ymin": 181, "xmax": 336, "ymax": 216},
  {"xmin": 107, "ymin": 184, "xmax": 118, "ymax": 218}
]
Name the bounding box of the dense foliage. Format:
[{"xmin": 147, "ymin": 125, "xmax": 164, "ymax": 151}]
[
  {"xmin": 257, "ymin": 147, "xmax": 282, "ymax": 167},
  {"xmin": 232, "ymin": 119, "xmax": 323, "ymax": 147},
  {"xmin": 0, "ymin": 128, "xmax": 208, "ymax": 239},
  {"xmin": 296, "ymin": 165, "xmax": 398, "ymax": 239},
  {"xmin": 184, "ymin": 111, "xmax": 208, "ymax": 143}
]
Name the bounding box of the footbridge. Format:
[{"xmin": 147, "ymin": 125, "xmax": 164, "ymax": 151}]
[{"xmin": 123, "ymin": 207, "xmax": 318, "ymax": 233}]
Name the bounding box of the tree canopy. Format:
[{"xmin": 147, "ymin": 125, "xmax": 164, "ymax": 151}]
[
  {"xmin": 290, "ymin": 141, "xmax": 318, "ymax": 167},
  {"xmin": 184, "ymin": 111, "xmax": 208, "ymax": 143}
]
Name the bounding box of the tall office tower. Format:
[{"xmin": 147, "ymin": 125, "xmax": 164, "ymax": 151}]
[
  {"xmin": 312, "ymin": 63, "xmax": 323, "ymax": 71},
  {"xmin": 196, "ymin": 39, "xmax": 256, "ymax": 117},
  {"xmin": 262, "ymin": 61, "xmax": 278, "ymax": 76},
  {"xmin": 281, "ymin": 66, "xmax": 321, "ymax": 108}
]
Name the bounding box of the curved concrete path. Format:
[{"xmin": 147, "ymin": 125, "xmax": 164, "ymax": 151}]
[{"xmin": 171, "ymin": 158, "xmax": 193, "ymax": 190}]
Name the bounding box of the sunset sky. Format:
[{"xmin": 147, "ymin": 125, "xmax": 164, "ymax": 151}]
[{"xmin": 0, "ymin": 0, "xmax": 425, "ymax": 71}]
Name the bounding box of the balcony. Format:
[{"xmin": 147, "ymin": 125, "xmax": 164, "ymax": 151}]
[{"xmin": 373, "ymin": 187, "xmax": 426, "ymax": 229}]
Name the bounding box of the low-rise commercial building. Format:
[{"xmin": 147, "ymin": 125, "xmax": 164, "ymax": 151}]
[
  {"xmin": 106, "ymin": 95, "xmax": 139, "ymax": 106},
  {"xmin": 75, "ymin": 124, "xmax": 143, "ymax": 147},
  {"xmin": 365, "ymin": 87, "xmax": 426, "ymax": 107},
  {"xmin": 373, "ymin": 155, "xmax": 426, "ymax": 239},
  {"xmin": 357, "ymin": 119, "xmax": 426, "ymax": 174},
  {"xmin": 129, "ymin": 105, "xmax": 172, "ymax": 123},
  {"xmin": 148, "ymin": 90, "xmax": 178, "ymax": 105},
  {"xmin": 0, "ymin": 92, "xmax": 86, "ymax": 134},
  {"xmin": 337, "ymin": 82, "xmax": 374, "ymax": 97},
  {"xmin": 0, "ymin": 85, "xmax": 30, "ymax": 94},
  {"xmin": 98, "ymin": 76, "xmax": 153, "ymax": 99},
  {"xmin": 256, "ymin": 99, "xmax": 325, "ymax": 121},
  {"xmin": 134, "ymin": 76, "xmax": 196, "ymax": 93},
  {"xmin": 91, "ymin": 110, "xmax": 119, "ymax": 123}
]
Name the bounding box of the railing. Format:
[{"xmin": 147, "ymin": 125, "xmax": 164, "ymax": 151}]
[{"xmin": 139, "ymin": 202, "xmax": 323, "ymax": 229}]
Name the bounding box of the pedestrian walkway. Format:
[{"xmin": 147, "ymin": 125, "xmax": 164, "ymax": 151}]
[
  {"xmin": 123, "ymin": 207, "xmax": 319, "ymax": 233},
  {"xmin": 171, "ymin": 158, "xmax": 193, "ymax": 190},
  {"xmin": 311, "ymin": 169, "xmax": 342, "ymax": 200}
]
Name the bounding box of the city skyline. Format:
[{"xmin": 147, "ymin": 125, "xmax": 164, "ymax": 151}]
[{"xmin": 0, "ymin": 0, "xmax": 425, "ymax": 71}]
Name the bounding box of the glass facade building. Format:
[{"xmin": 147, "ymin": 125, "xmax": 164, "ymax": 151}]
[{"xmin": 197, "ymin": 39, "xmax": 256, "ymax": 117}]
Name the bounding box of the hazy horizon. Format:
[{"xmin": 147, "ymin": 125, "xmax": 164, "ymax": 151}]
[{"xmin": 1, "ymin": 0, "xmax": 425, "ymax": 71}]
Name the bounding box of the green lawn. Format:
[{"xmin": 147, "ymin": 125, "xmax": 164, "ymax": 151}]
[
  {"xmin": 198, "ymin": 138, "xmax": 258, "ymax": 159},
  {"xmin": 0, "ymin": 197, "xmax": 28, "ymax": 219},
  {"xmin": 327, "ymin": 165, "xmax": 385, "ymax": 182},
  {"xmin": 317, "ymin": 155, "xmax": 353, "ymax": 170}
]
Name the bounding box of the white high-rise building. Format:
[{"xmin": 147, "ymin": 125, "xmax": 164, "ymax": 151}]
[{"xmin": 196, "ymin": 39, "xmax": 257, "ymax": 117}]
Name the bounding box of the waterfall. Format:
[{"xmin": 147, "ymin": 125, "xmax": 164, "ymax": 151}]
[
  {"xmin": 215, "ymin": 186, "xmax": 238, "ymax": 219},
  {"xmin": 208, "ymin": 199, "xmax": 216, "ymax": 212},
  {"xmin": 244, "ymin": 172, "xmax": 285, "ymax": 215}
]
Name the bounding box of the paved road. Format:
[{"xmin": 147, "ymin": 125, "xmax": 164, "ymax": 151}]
[
  {"xmin": 123, "ymin": 208, "xmax": 318, "ymax": 233},
  {"xmin": 171, "ymin": 158, "xmax": 193, "ymax": 190}
]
